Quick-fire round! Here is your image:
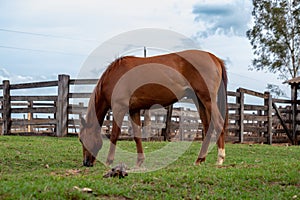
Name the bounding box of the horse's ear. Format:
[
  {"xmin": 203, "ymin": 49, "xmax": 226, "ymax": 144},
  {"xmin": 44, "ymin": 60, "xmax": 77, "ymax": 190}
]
[{"xmin": 80, "ymin": 116, "xmax": 87, "ymax": 128}]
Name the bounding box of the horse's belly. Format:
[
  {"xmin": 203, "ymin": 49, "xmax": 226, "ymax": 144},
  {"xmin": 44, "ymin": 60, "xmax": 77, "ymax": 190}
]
[{"xmin": 129, "ymin": 83, "xmax": 185, "ymax": 110}]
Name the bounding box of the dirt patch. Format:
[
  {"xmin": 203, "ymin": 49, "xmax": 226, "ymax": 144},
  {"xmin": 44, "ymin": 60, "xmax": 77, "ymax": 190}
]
[{"xmin": 50, "ymin": 168, "xmax": 90, "ymax": 177}]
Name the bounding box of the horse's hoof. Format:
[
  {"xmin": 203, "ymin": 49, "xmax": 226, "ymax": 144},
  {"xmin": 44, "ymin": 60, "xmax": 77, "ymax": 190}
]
[
  {"xmin": 83, "ymin": 160, "xmax": 94, "ymax": 167},
  {"xmin": 216, "ymin": 159, "xmax": 224, "ymax": 166},
  {"xmin": 194, "ymin": 157, "xmax": 206, "ymax": 165},
  {"xmin": 106, "ymin": 159, "xmax": 113, "ymax": 166},
  {"xmin": 136, "ymin": 158, "xmax": 145, "ymax": 168},
  {"xmin": 136, "ymin": 154, "xmax": 145, "ymax": 167}
]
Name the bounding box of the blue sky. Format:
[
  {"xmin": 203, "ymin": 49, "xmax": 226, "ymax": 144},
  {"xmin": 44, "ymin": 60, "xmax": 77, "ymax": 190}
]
[{"xmin": 0, "ymin": 0, "xmax": 291, "ymax": 97}]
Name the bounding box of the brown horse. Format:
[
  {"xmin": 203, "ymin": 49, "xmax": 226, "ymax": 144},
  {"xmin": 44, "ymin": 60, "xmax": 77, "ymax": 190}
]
[{"xmin": 79, "ymin": 50, "xmax": 228, "ymax": 167}]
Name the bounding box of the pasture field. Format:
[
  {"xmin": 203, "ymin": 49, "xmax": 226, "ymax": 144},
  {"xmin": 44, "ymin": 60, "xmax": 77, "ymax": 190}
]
[{"xmin": 0, "ymin": 136, "xmax": 299, "ymax": 200}]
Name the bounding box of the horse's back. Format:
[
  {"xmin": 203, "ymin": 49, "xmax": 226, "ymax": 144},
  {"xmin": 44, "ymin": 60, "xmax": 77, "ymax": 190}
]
[{"xmin": 100, "ymin": 50, "xmax": 224, "ymax": 106}]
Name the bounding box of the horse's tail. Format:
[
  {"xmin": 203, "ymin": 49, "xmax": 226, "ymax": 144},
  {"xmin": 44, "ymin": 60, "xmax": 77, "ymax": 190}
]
[
  {"xmin": 208, "ymin": 53, "xmax": 228, "ymax": 134},
  {"xmin": 218, "ymin": 58, "xmax": 228, "ymax": 135}
]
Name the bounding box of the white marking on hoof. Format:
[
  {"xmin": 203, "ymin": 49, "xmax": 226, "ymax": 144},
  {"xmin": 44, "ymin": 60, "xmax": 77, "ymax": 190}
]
[{"xmin": 216, "ymin": 148, "xmax": 225, "ymax": 165}]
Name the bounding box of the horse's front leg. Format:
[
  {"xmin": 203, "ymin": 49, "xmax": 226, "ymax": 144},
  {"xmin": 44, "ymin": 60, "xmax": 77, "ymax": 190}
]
[
  {"xmin": 106, "ymin": 119, "xmax": 121, "ymax": 166},
  {"xmin": 130, "ymin": 111, "xmax": 145, "ymax": 167}
]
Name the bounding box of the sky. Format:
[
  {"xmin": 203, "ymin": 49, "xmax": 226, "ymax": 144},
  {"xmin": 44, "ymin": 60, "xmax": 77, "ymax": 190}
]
[{"xmin": 0, "ymin": 0, "xmax": 291, "ymax": 98}]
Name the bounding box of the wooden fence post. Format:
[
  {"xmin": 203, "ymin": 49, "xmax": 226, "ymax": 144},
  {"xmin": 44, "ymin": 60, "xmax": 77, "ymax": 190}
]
[
  {"xmin": 2, "ymin": 80, "xmax": 11, "ymax": 135},
  {"xmin": 264, "ymin": 92, "xmax": 272, "ymax": 144},
  {"xmin": 291, "ymin": 84, "xmax": 298, "ymax": 145},
  {"xmin": 162, "ymin": 105, "xmax": 173, "ymax": 141},
  {"xmin": 56, "ymin": 74, "xmax": 70, "ymax": 137},
  {"xmin": 236, "ymin": 88, "xmax": 244, "ymax": 143},
  {"xmin": 142, "ymin": 109, "xmax": 151, "ymax": 139},
  {"xmin": 179, "ymin": 107, "xmax": 184, "ymax": 141},
  {"xmin": 27, "ymin": 100, "xmax": 33, "ymax": 132}
]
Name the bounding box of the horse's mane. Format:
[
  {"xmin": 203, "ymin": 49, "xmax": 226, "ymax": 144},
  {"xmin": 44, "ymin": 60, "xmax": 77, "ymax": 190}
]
[
  {"xmin": 110, "ymin": 56, "xmax": 126, "ymax": 67},
  {"xmin": 103, "ymin": 56, "xmax": 136, "ymax": 77},
  {"xmin": 92, "ymin": 56, "xmax": 134, "ymax": 106},
  {"xmin": 110, "ymin": 55, "xmax": 137, "ymax": 67}
]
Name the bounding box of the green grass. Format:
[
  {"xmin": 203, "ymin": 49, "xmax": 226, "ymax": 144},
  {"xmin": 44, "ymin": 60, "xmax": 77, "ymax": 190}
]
[{"xmin": 0, "ymin": 136, "xmax": 299, "ymax": 199}]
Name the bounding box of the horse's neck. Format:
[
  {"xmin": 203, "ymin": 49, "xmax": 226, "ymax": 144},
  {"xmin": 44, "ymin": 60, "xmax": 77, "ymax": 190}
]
[
  {"xmin": 85, "ymin": 91, "xmax": 99, "ymax": 126},
  {"xmin": 85, "ymin": 89, "xmax": 107, "ymax": 128}
]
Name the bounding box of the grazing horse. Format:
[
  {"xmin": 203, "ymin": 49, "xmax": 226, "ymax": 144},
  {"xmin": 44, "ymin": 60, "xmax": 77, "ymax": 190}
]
[{"xmin": 79, "ymin": 50, "xmax": 228, "ymax": 167}]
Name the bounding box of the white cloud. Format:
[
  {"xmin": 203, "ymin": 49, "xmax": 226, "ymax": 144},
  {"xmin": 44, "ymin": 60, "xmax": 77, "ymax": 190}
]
[
  {"xmin": 0, "ymin": 67, "xmax": 55, "ymax": 84},
  {"xmin": 192, "ymin": 0, "xmax": 252, "ymax": 37}
]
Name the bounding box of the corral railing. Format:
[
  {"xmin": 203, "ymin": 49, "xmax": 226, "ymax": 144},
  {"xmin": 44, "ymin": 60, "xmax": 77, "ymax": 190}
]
[
  {"xmin": 227, "ymin": 88, "xmax": 273, "ymax": 143},
  {"xmin": 227, "ymin": 88, "xmax": 299, "ymax": 144},
  {"xmin": 0, "ymin": 74, "xmax": 98, "ymax": 137},
  {"xmin": 0, "ymin": 74, "xmax": 298, "ymax": 144}
]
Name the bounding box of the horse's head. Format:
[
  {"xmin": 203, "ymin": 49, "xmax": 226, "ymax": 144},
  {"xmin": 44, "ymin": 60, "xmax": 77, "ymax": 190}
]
[{"xmin": 79, "ymin": 117, "xmax": 103, "ymax": 167}]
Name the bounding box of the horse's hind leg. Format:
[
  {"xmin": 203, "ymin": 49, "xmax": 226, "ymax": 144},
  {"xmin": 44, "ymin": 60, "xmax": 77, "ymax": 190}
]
[
  {"xmin": 216, "ymin": 130, "xmax": 225, "ymax": 165},
  {"xmin": 106, "ymin": 119, "xmax": 121, "ymax": 166},
  {"xmin": 196, "ymin": 102, "xmax": 224, "ymax": 165},
  {"xmin": 195, "ymin": 101, "xmax": 209, "ymax": 165},
  {"xmin": 130, "ymin": 111, "xmax": 145, "ymax": 167},
  {"xmin": 198, "ymin": 101, "xmax": 226, "ymax": 165}
]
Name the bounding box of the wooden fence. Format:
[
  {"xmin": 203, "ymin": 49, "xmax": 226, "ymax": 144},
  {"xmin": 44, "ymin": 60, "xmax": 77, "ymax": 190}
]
[
  {"xmin": 0, "ymin": 74, "xmax": 298, "ymax": 144},
  {"xmin": 0, "ymin": 74, "xmax": 96, "ymax": 137}
]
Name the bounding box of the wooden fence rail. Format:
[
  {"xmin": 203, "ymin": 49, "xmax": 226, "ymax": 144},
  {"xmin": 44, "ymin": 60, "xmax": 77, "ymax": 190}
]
[
  {"xmin": 0, "ymin": 74, "xmax": 298, "ymax": 144},
  {"xmin": 0, "ymin": 74, "xmax": 98, "ymax": 136}
]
